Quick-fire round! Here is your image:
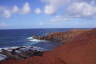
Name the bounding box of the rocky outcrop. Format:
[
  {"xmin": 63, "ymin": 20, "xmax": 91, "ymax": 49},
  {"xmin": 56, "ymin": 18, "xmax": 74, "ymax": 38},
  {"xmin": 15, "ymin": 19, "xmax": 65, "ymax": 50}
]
[
  {"xmin": 32, "ymin": 36, "xmax": 42, "ymax": 40},
  {"xmin": 1, "ymin": 29, "xmax": 96, "ymax": 64},
  {"xmin": 33, "ymin": 29, "xmax": 89, "ymax": 43}
]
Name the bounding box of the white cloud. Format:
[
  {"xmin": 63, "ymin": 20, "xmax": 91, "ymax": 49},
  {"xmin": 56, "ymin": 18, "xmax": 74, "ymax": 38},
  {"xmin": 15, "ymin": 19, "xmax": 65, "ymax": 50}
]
[
  {"xmin": 51, "ymin": 16, "xmax": 71, "ymax": 22},
  {"xmin": 0, "ymin": 2, "xmax": 31, "ymax": 18},
  {"xmin": 41, "ymin": 0, "xmax": 96, "ymax": 18},
  {"xmin": 50, "ymin": 1, "xmax": 96, "ymax": 22},
  {"xmin": 12, "ymin": 5, "xmax": 19, "ymax": 13},
  {"xmin": 0, "ymin": 2, "xmax": 32, "ymax": 18},
  {"xmin": 41, "ymin": 0, "xmax": 70, "ymax": 15},
  {"xmin": 34, "ymin": 8, "xmax": 42, "ymax": 14},
  {"xmin": 0, "ymin": 22, "xmax": 8, "ymax": 27},
  {"xmin": 44, "ymin": 5, "xmax": 56, "ymax": 15},
  {"xmin": 68, "ymin": 2, "xmax": 96, "ymax": 17},
  {"xmin": 22, "ymin": 2, "xmax": 31, "ymax": 14},
  {"xmin": 3, "ymin": 10, "xmax": 11, "ymax": 18},
  {"xmin": 0, "ymin": 6, "xmax": 12, "ymax": 18},
  {"xmin": 0, "ymin": 0, "xmax": 96, "ymax": 19},
  {"xmin": 0, "ymin": 5, "xmax": 19, "ymax": 18}
]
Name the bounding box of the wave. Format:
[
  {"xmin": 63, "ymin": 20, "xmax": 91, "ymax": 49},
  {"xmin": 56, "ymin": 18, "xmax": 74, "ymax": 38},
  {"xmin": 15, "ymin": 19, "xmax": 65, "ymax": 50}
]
[
  {"xmin": 27, "ymin": 37, "xmax": 46, "ymax": 42},
  {"xmin": 27, "ymin": 37, "xmax": 33, "ymax": 40},
  {"xmin": 0, "ymin": 54, "xmax": 7, "ymax": 61}
]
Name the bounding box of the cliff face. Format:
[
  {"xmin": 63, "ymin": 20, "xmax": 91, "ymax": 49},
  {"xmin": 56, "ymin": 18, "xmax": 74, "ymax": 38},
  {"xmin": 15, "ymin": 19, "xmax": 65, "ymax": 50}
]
[
  {"xmin": 1, "ymin": 29, "xmax": 96, "ymax": 64},
  {"xmin": 34, "ymin": 29, "xmax": 89, "ymax": 43}
]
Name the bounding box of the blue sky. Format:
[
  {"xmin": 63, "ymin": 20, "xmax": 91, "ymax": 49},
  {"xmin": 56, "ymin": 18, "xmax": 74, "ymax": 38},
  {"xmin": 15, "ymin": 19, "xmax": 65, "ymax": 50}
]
[{"xmin": 0, "ymin": 0, "xmax": 96, "ymax": 29}]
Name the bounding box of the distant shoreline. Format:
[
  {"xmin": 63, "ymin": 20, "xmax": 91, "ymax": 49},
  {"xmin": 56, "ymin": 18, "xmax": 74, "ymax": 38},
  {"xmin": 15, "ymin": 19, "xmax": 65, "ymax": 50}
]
[{"xmin": 0, "ymin": 28, "xmax": 92, "ymax": 30}]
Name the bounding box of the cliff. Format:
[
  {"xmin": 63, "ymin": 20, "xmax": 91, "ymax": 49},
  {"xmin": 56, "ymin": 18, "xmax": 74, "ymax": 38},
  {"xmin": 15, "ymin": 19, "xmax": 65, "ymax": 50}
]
[
  {"xmin": 33, "ymin": 29, "xmax": 89, "ymax": 43},
  {"xmin": 0, "ymin": 29, "xmax": 96, "ymax": 64}
]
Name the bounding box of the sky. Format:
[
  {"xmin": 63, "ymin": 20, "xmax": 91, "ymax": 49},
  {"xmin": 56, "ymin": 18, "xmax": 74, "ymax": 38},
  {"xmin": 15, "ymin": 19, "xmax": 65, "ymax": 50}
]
[{"xmin": 0, "ymin": 0, "xmax": 96, "ymax": 29}]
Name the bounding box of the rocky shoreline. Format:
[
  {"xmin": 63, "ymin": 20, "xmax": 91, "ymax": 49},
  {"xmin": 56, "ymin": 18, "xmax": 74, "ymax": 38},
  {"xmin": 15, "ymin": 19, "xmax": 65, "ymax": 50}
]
[
  {"xmin": 32, "ymin": 29, "xmax": 89, "ymax": 43},
  {"xmin": 0, "ymin": 29, "xmax": 96, "ymax": 64},
  {"xmin": 0, "ymin": 46, "xmax": 44, "ymax": 61}
]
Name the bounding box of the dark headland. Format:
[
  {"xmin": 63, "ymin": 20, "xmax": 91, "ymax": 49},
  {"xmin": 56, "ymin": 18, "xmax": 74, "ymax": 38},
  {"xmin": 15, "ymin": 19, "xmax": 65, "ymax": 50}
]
[{"xmin": 0, "ymin": 28, "xmax": 96, "ymax": 64}]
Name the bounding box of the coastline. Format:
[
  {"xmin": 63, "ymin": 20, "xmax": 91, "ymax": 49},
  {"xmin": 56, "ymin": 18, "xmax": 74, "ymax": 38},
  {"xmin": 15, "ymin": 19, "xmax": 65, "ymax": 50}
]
[{"xmin": 0, "ymin": 29, "xmax": 96, "ymax": 64}]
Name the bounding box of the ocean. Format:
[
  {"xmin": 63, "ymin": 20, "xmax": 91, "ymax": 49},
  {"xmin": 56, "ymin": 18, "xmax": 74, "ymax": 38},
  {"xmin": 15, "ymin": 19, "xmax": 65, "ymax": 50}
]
[{"xmin": 0, "ymin": 28, "xmax": 70, "ymax": 51}]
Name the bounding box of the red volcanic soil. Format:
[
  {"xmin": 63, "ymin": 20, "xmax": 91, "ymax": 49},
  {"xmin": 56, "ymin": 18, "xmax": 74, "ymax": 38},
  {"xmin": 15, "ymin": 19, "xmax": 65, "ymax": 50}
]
[{"xmin": 0, "ymin": 29, "xmax": 96, "ymax": 64}]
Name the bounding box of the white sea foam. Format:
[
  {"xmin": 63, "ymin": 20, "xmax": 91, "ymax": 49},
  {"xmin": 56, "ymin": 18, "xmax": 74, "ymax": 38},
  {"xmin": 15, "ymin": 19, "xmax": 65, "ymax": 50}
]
[
  {"xmin": 27, "ymin": 37, "xmax": 33, "ymax": 40},
  {"xmin": 0, "ymin": 46, "xmax": 19, "ymax": 52},
  {"xmin": 0, "ymin": 54, "xmax": 7, "ymax": 61},
  {"xmin": 27, "ymin": 37, "xmax": 46, "ymax": 42}
]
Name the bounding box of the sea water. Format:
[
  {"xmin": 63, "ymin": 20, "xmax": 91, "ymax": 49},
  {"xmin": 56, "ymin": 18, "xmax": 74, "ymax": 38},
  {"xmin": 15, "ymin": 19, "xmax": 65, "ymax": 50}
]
[{"xmin": 0, "ymin": 28, "xmax": 70, "ymax": 50}]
